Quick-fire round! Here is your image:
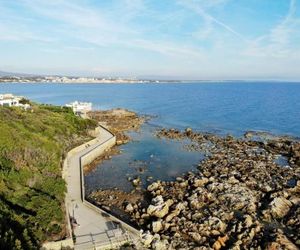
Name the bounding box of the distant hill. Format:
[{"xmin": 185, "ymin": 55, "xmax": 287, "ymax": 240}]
[
  {"xmin": 0, "ymin": 70, "xmax": 37, "ymax": 77},
  {"xmin": 0, "ymin": 71, "xmax": 13, "ymax": 76}
]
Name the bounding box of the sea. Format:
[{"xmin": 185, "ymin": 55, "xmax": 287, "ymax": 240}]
[{"xmin": 1, "ymin": 82, "xmax": 300, "ymax": 192}]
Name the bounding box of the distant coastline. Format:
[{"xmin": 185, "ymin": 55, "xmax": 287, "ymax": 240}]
[
  {"xmin": 0, "ymin": 75, "xmax": 163, "ymax": 84},
  {"xmin": 1, "ymin": 76, "xmax": 300, "ymax": 84},
  {"xmin": 1, "ymin": 71, "xmax": 300, "ymax": 84}
]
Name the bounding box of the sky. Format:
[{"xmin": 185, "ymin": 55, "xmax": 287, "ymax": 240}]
[{"xmin": 0, "ymin": 0, "xmax": 300, "ymax": 80}]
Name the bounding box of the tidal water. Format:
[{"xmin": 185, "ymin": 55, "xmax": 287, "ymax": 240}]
[
  {"xmin": 85, "ymin": 124, "xmax": 203, "ymax": 193},
  {"xmin": 1, "ymin": 82, "xmax": 300, "ymax": 191}
]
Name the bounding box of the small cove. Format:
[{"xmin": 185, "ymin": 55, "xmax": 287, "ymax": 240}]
[{"xmin": 85, "ymin": 123, "xmax": 203, "ymax": 193}]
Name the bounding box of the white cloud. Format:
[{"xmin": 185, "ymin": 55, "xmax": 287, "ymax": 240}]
[
  {"xmin": 177, "ymin": 0, "xmax": 247, "ymax": 42},
  {"xmin": 183, "ymin": 0, "xmax": 229, "ymax": 9},
  {"xmin": 243, "ymin": 0, "xmax": 300, "ymax": 58},
  {"xmin": 126, "ymin": 39, "xmax": 205, "ymax": 58},
  {"xmin": 0, "ymin": 22, "xmax": 55, "ymax": 43},
  {"xmin": 1, "ymin": 0, "xmax": 300, "ymax": 79},
  {"xmin": 16, "ymin": 0, "xmax": 205, "ymax": 59}
]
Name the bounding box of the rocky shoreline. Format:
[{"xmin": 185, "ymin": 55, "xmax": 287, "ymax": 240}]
[
  {"xmin": 124, "ymin": 128, "xmax": 300, "ymax": 249},
  {"xmin": 88, "ymin": 108, "xmax": 147, "ymax": 145},
  {"xmin": 94, "ymin": 129, "xmax": 300, "ymax": 249},
  {"xmin": 87, "ymin": 119, "xmax": 300, "ymax": 249}
]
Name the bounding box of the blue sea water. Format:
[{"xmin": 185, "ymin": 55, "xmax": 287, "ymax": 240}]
[
  {"xmin": 1, "ymin": 82, "xmax": 300, "ymax": 191},
  {"xmin": 1, "ymin": 82, "xmax": 300, "ymax": 136}
]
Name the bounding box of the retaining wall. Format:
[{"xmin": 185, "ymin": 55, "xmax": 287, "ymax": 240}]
[
  {"xmin": 80, "ymin": 136, "xmax": 116, "ymax": 166},
  {"xmin": 79, "ymin": 129, "xmax": 140, "ymax": 236},
  {"xmin": 79, "ymin": 135, "xmax": 116, "ymax": 201}
]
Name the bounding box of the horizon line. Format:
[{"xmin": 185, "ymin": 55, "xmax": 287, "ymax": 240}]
[{"xmin": 1, "ymin": 70, "xmax": 300, "ymax": 82}]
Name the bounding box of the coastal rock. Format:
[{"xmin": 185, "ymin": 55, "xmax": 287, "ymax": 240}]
[
  {"xmin": 189, "ymin": 232, "xmax": 202, "ymax": 243},
  {"xmin": 218, "ymin": 184, "xmax": 258, "ymax": 214},
  {"xmin": 148, "ymin": 182, "xmax": 160, "ymax": 192},
  {"xmin": 266, "ymin": 233, "xmax": 299, "ymax": 250},
  {"xmin": 208, "ymin": 217, "xmax": 227, "ymax": 233},
  {"xmin": 244, "ymin": 131, "xmax": 254, "ymax": 139},
  {"xmin": 132, "ymin": 177, "xmax": 141, "ymax": 187},
  {"xmin": 151, "ymin": 239, "xmax": 168, "ymax": 250},
  {"xmin": 165, "ymin": 202, "xmax": 185, "ymax": 222},
  {"xmin": 147, "ymin": 196, "xmax": 174, "ymax": 218},
  {"xmin": 116, "ymin": 140, "xmax": 124, "ymax": 145},
  {"xmin": 125, "ymin": 203, "xmax": 134, "ymax": 213},
  {"xmin": 90, "ymin": 127, "xmax": 300, "ymax": 249},
  {"xmin": 185, "ymin": 127, "xmax": 193, "ymax": 136},
  {"xmin": 289, "ymin": 181, "xmax": 300, "ymax": 194},
  {"xmin": 194, "ymin": 177, "xmax": 209, "ymax": 187},
  {"xmin": 243, "ymin": 215, "xmax": 253, "ymax": 228},
  {"xmin": 152, "ymin": 220, "xmax": 163, "ymax": 233},
  {"xmin": 269, "ymin": 197, "xmax": 292, "ymax": 218},
  {"xmin": 212, "ymin": 235, "xmax": 229, "ymax": 250},
  {"xmin": 141, "ymin": 231, "xmax": 154, "ymax": 247}
]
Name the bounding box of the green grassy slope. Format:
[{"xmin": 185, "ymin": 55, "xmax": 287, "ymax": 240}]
[{"xmin": 0, "ymin": 104, "xmax": 97, "ymax": 249}]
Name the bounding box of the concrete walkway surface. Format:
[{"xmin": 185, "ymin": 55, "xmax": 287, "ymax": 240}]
[{"xmin": 65, "ymin": 127, "xmax": 140, "ymax": 249}]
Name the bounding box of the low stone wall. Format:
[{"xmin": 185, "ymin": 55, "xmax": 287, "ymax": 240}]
[
  {"xmin": 66, "ymin": 129, "xmax": 102, "ymax": 159},
  {"xmin": 80, "ymin": 136, "xmax": 116, "ymax": 166},
  {"xmin": 79, "ymin": 131, "xmax": 140, "ymax": 236}
]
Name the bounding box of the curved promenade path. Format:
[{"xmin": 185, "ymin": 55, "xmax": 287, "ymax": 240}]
[{"xmin": 64, "ymin": 127, "xmax": 140, "ymax": 250}]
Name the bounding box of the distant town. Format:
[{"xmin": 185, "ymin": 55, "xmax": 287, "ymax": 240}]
[{"xmin": 0, "ymin": 75, "xmax": 161, "ymax": 83}]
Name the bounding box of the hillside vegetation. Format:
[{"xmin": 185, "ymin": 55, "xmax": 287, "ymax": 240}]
[{"xmin": 0, "ymin": 104, "xmax": 97, "ymax": 249}]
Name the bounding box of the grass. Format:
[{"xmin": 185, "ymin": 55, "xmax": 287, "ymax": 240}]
[{"xmin": 0, "ymin": 103, "xmax": 97, "ymax": 249}]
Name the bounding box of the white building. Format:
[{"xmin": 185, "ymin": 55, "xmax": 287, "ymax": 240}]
[
  {"xmin": 0, "ymin": 93, "xmax": 31, "ymax": 110},
  {"xmin": 0, "ymin": 94, "xmax": 18, "ymax": 106},
  {"xmin": 65, "ymin": 101, "xmax": 92, "ymax": 116}
]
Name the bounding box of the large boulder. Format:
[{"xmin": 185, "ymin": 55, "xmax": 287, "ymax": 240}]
[
  {"xmin": 189, "ymin": 232, "xmax": 202, "ymax": 243},
  {"xmin": 151, "ymin": 238, "xmax": 168, "ymax": 250},
  {"xmin": 185, "ymin": 127, "xmax": 193, "ymax": 136},
  {"xmin": 269, "ymin": 197, "xmax": 292, "ymax": 218},
  {"xmin": 132, "ymin": 177, "xmax": 141, "ymax": 186},
  {"xmin": 125, "ymin": 203, "xmax": 134, "ymax": 213},
  {"xmin": 212, "ymin": 235, "xmax": 229, "ymax": 250},
  {"xmin": 194, "ymin": 177, "xmax": 209, "ymax": 187},
  {"xmin": 266, "ymin": 233, "xmax": 298, "ymax": 250},
  {"xmin": 152, "ymin": 220, "xmax": 163, "ymax": 233},
  {"xmin": 165, "ymin": 202, "xmax": 185, "ymax": 222},
  {"xmin": 208, "ymin": 217, "xmax": 227, "ymax": 233},
  {"xmin": 147, "ymin": 181, "xmax": 161, "ymax": 192},
  {"xmin": 147, "ymin": 196, "xmax": 174, "ymax": 218},
  {"xmin": 140, "ymin": 231, "xmax": 154, "ymax": 247}
]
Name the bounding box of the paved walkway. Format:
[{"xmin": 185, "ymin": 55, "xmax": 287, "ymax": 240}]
[{"xmin": 65, "ymin": 127, "xmax": 138, "ymax": 249}]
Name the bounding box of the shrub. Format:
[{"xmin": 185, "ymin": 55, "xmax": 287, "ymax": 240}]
[{"xmin": 0, "ymin": 103, "xmax": 96, "ymax": 247}]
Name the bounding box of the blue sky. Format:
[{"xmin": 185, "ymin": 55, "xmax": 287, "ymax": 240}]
[{"xmin": 0, "ymin": 0, "xmax": 300, "ymax": 79}]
